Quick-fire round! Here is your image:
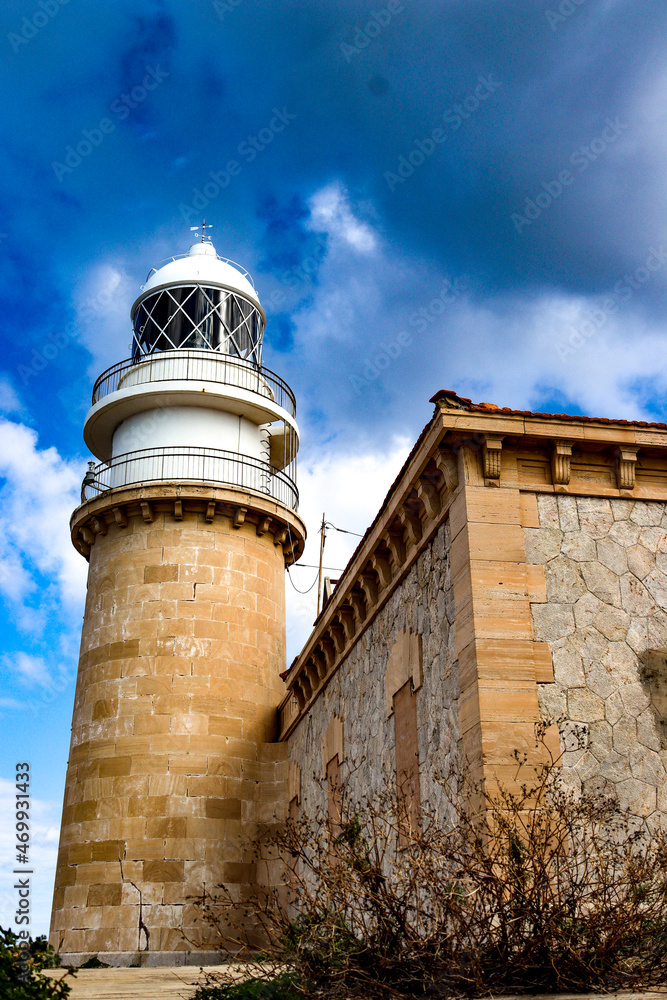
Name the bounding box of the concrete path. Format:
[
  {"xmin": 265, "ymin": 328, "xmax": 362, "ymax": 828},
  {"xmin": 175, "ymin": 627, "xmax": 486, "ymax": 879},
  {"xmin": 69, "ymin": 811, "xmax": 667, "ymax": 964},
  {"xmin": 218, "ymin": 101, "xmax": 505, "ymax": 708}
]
[
  {"xmin": 43, "ymin": 968, "xmax": 667, "ymax": 1000},
  {"xmin": 44, "ymin": 965, "xmax": 205, "ymax": 999}
]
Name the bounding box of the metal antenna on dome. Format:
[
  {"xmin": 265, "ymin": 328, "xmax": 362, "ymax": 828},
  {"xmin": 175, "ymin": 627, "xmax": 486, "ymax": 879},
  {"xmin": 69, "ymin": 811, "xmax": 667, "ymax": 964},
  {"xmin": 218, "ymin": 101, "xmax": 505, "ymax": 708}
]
[{"xmin": 190, "ymin": 219, "xmax": 213, "ymax": 243}]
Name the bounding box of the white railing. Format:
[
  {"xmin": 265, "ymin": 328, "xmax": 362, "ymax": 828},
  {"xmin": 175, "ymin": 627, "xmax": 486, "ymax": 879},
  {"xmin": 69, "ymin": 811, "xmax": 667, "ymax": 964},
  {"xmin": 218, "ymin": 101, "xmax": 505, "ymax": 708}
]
[
  {"xmin": 82, "ymin": 446, "xmax": 298, "ymax": 511},
  {"xmin": 92, "ymin": 350, "xmax": 296, "ymax": 418}
]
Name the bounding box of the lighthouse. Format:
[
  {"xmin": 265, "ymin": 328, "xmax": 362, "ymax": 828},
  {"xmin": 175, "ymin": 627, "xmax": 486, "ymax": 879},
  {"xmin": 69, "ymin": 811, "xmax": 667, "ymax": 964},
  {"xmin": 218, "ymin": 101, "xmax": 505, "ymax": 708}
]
[{"xmin": 50, "ymin": 227, "xmax": 306, "ymax": 965}]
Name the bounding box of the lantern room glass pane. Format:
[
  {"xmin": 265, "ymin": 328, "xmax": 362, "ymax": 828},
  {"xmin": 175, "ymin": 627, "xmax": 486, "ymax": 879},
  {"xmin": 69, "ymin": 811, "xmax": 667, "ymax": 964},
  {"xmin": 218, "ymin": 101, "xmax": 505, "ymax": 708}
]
[{"xmin": 132, "ymin": 285, "xmax": 264, "ymax": 363}]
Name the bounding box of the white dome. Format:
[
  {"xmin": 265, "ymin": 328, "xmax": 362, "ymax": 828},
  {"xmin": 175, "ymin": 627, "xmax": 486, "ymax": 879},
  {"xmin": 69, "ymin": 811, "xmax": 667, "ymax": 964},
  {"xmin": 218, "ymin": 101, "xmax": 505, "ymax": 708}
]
[{"xmin": 142, "ymin": 241, "xmax": 261, "ymax": 306}]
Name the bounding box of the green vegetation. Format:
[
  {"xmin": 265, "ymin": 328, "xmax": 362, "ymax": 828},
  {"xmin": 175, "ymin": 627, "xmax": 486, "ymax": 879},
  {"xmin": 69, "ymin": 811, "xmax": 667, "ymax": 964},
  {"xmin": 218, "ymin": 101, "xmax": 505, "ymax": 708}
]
[{"xmin": 0, "ymin": 927, "xmax": 74, "ymax": 999}]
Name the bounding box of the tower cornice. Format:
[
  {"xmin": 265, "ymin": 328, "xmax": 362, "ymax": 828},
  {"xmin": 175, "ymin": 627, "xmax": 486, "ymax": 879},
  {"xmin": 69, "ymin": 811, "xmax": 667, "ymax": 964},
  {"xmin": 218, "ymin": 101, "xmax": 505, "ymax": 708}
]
[{"xmin": 71, "ymin": 481, "xmax": 306, "ymax": 565}]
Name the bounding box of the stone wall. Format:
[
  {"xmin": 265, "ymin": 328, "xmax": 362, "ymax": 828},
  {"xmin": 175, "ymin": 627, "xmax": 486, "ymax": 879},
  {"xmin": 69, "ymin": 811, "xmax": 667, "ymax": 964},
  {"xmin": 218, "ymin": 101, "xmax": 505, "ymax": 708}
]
[
  {"xmin": 287, "ymin": 519, "xmax": 459, "ymax": 825},
  {"xmin": 525, "ymin": 494, "xmax": 667, "ymax": 829}
]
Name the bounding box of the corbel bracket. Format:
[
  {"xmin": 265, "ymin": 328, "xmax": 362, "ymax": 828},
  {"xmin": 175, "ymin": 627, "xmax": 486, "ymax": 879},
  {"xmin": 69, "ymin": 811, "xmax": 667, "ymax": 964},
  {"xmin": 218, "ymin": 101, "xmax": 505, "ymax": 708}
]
[
  {"xmin": 615, "ymin": 447, "xmax": 639, "ymax": 490},
  {"xmin": 483, "ymin": 436, "xmax": 503, "ymax": 483},
  {"xmin": 551, "ymin": 440, "xmax": 573, "ymax": 486}
]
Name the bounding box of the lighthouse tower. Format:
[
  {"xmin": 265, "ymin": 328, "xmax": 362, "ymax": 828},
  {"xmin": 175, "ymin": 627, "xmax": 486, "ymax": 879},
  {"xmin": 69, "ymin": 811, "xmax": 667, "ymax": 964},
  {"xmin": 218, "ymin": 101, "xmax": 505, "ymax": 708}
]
[{"xmin": 50, "ymin": 228, "xmax": 305, "ymax": 965}]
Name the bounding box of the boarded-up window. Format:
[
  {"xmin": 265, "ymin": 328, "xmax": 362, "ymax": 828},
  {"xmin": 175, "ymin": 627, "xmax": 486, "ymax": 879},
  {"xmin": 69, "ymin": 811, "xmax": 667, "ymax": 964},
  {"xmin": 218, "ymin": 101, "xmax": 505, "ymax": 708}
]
[
  {"xmin": 326, "ymin": 754, "xmax": 342, "ymax": 856},
  {"xmin": 393, "ymin": 679, "xmax": 421, "ymax": 846}
]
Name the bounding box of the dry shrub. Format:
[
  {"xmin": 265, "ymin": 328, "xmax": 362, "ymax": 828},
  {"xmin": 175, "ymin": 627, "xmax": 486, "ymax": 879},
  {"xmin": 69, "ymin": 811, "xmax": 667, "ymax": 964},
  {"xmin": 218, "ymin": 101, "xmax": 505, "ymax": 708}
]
[{"xmin": 193, "ymin": 740, "xmax": 667, "ymax": 998}]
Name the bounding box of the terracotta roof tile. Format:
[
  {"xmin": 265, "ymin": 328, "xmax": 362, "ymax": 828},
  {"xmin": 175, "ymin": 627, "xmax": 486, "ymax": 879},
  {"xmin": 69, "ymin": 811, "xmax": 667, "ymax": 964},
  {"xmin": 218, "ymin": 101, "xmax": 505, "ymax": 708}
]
[{"xmin": 429, "ymin": 390, "xmax": 667, "ymax": 429}]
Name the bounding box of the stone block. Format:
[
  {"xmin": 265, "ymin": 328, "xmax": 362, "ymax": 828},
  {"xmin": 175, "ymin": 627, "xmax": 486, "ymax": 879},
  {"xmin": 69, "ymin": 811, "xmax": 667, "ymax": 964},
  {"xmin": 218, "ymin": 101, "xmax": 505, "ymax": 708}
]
[
  {"xmin": 531, "ymin": 604, "xmax": 576, "ymax": 642},
  {"xmin": 205, "ymin": 797, "xmax": 242, "ymax": 819},
  {"xmin": 123, "ymin": 839, "xmax": 165, "ymax": 861},
  {"xmin": 144, "ymin": 564, "xmax": 179, "ymax": 584},
  {"xmin": 544, "ymin": 555, "xmax": 586, "ymax": 604},
  {"xmin": 163, "ymin": 837, "xmax": 200, "ymax": 861},
  {"xmin": 467, "ymin": 522, "xmax": 526, "ymax": 563},
  {"xmin": 562, "ymin": 531, "xmax": 597, "ymax": 562},
  {"xmin": 170, "ymin": 713, "xmax": 208, "ymax": 736},
  {"xmin": 616, "ymin": 777, "xmax": 657, "ymax": 817},
  {"xmin": 577, "ymin": 498, "xmax": 613, "ymax": 538},
  {"xmin": 208, "ymin": 715, "xmax": 244, "ymax": 738},
  {"xmin": 128, "ymin": 795, "xmax": 168, "ymax": 817},
  {"xmin": 524, "ymin": 528, "xmax": 562, "ymax": 564},
  {"xmin": 187, "ymin": 775, "xmax": 225, "ymax": 797},
  {"xmin": 148, "ymin": 773, "xmax": 188, "ymax": 796},
  {"xmin": 519, "ymin": 492, "xmax": 540, "ymax": 528},
  {"xmin": 67, "ymin": 842, "xmax": 93, "ymax": 865},
  {"xmin": 72, "ymin": 800, "xmax": 98, "ymax": 823},
  {"xmin": 223, "ymin": 862, "xmax": 256, "ymax": 884},
  {"xmin": 91, "ymin": 840, "xmax": 124, "ymax": 862},
  {"xmin": 612, "ymin": 715, "xmax": 637, "ymax": 754},
  {"xmin": 87, "ymin": 882, "xmax": 122, "ymax": 907},
  {"xmin": 98, "ymin": 756, "xmax": 132, "ymax": 778},
  {"xmin": 134, "ymin": 714, "xmax": 171, "ymax": 736},
  {"xmin": 167, "ymin": 754, "xmax": 208, "ymax": 775},
  {"xmin": 146, "ymin": 816, "xmax": 187, "ymax": 839},
  {"xmin": 568, "ymin": 688, "xmax": 605, "ymax": 722},
  {"xmin": 75, "ymin": 862, "xmax": 108, "ymax": 884},
  {"xmin": 143, "ymin": 859, "xmax": 185, "ymax": 882},
  {"xmin": 130, "ymin": 753, "xmax": 170, "ymax": 774}
]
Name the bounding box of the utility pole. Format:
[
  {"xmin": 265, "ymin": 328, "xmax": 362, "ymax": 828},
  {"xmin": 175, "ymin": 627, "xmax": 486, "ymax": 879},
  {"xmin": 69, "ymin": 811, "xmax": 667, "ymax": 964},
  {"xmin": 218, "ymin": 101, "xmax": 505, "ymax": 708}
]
[{"xmin": 317, "ymin": 512, "xmax": 326, "ymax": 617}]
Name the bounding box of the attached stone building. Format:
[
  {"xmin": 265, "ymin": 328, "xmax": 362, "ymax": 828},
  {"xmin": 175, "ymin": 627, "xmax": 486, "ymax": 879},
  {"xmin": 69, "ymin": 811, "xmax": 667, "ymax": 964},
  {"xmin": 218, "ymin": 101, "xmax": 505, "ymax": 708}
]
[{"xmin": 281, "ymin": 390, "xmax": 667, "ymax": 836}]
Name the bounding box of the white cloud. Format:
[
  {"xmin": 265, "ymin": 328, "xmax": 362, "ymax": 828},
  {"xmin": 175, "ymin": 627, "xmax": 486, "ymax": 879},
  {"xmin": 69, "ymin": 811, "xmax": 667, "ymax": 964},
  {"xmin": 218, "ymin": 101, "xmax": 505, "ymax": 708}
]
[
  {"xmin": 11, "ymin": 654, "xmax": 56, "ymax": 690},
  {"xmin": 0, "ymin": 777, "xmax": 61, "ymax": 939},
  {"xmin": 308, "ymin": 181, "xmax": 377, "ymax": 254},
  {"xmin": 72, "ymin": 261, "xmax": 135, "ymax": 375},
  {"xmin": 430, "ymin": 289, "xmax": 667, "ymax": 422},
  {"xmin": 285, "ymin": 195, "xmax": 667, "ymax": 438},
  {"xmin": 0, "ymin": 418, "xmax": 87, "ymax": 619},
  {"xmin": 0, "ymin": 376, "xmax": 22, "ymax": 416},
  {"xmin": 286, "ymin": 434, "xmax": 411, "ymax": 660}
]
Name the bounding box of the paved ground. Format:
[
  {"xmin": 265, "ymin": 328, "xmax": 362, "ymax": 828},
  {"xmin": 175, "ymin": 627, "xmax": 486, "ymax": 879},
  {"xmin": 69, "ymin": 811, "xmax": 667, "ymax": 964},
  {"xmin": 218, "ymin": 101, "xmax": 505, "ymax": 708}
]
[
  {"xmin": 44, "ymin": 965, "xmax": 207, "ymax": 999},
  {"xmin": 43, "ymin": 968, "xmax": 667, "ymax": 1000}
]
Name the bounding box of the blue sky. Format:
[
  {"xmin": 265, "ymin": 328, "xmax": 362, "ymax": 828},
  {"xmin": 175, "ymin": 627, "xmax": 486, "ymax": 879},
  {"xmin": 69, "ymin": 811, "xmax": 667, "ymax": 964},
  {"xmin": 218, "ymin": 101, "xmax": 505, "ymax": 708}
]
[{"xmin": 1, "ymin": 0, "xmax": 667, "ymax": 936}]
